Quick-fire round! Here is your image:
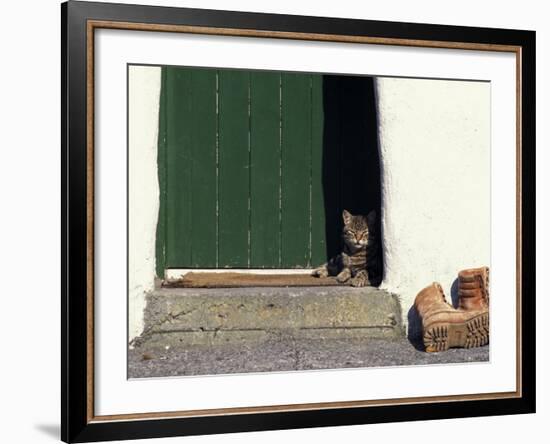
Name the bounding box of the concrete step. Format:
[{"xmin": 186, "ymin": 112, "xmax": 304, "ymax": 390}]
[{"xmin": 135, "ymin": 286, "xmax": 403, "ymax": 347}]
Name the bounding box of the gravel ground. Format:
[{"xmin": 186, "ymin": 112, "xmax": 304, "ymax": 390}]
[{"xmin": 128, "ymin": 337, "xmax": 489, "ymax": 378}]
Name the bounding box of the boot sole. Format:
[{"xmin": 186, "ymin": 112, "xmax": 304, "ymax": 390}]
[{"xmin": 423, "ymin": 312, "xmax": 489, "ymax": 353}]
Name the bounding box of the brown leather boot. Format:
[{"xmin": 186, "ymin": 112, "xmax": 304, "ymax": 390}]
[
  {"xmin": 415, "ymin": 282, "xmax": 489, "ymax": 352},
  {"xmin": 458, "ymin": 266, "xmax": 490, "ymax": 311}
]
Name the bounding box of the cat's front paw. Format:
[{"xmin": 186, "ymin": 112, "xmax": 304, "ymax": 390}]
[
  {"xmin": 312, "ymin": 267, "xmax": 329, "ymax": 278},
  {"xmin": 350, "ymin": 277, "xmax": 369, "ymax": 287},
  {"xmin": 336, "ymin": 269, "xmax": 351, "ymax": 283},
  {"xmin": 351, "ymin": 271, "xmax": 370, "ymax": 287}
]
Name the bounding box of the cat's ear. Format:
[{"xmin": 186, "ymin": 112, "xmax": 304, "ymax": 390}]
[
  {"xmin": 342, "ymin": 209, "xmax": 352, "ymax": 225},
  {"xmin": 367, "ymin": 210, "xmax": 376, "ymax": 226}
]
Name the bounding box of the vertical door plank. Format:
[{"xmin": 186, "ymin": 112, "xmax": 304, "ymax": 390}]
[
  {"xmin": 188, "ymin": 68, "xmax": 217, "ymax": 267},
  {"xmin": 250, "ymin": 72, "xmax": 281, "ymax": 268},
  {"xmin": 165, "ymin": 67, "xmax": 193, "ymax": 267},
  {"xmin": 281, "ymin": 73, "xmax": 312, "ymax": 268},
  {"xmin": 155, "ymin": 67, "xmax": 168, "ymax": 277},
  {"xmin": 165, "ymin": 68, "xmax": 218, "ymax": 268},
  {"xmin": 310, "ymin": 75, "xmax": 326, "ymax": 267},
  {"xmin": 218, "ymin": 70, "xmax": 250, "ymax": 267}
]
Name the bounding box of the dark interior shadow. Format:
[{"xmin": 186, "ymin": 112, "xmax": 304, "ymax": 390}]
[
  {"xmin": 450, "ymin": 277, "xmax": 460, "ymax": 308},
  {"xmin": 34, "ymin": 424, "xmax": 59, "ymax": 440},
  {"xmin": 407, "ymin": 305, "xmax": 425, "ymax": 350},
  {"xmin": 322, "ymin": 75, "xmax": 383, "ymax": 286}
]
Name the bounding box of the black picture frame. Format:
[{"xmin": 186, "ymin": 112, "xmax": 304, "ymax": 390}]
[{"xmin": 62, "ymin": 1, "xmax": 536, "ymax": 442}]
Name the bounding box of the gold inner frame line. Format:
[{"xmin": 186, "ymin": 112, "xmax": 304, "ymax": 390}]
[{"xmin": 86, "ymin": 19, "xmax": 523, "ymax": 423}]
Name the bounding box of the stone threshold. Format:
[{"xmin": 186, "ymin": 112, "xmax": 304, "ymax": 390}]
[{"xmin": 133, "ymin": 286, "xmax": 404, "ymax": 347}]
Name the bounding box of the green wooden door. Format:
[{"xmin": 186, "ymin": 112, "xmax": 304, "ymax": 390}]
[{"xmin": 156, "ymin": 67, "xmax": 379, "ymax": 276}]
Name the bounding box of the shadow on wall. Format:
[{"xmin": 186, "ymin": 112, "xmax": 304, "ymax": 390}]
[{"xmin": 321, "ymin": 75, "xmax": 383, "ymax": 286}]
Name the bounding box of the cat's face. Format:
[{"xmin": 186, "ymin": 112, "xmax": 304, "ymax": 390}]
[{"xmin": 342, "ymin": 210, "xmax": 375, "ymax": 249}]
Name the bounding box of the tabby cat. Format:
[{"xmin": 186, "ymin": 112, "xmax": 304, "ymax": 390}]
[{"xmin": 312, "ymin": 209, "xmax": 380, "ymax": 287}]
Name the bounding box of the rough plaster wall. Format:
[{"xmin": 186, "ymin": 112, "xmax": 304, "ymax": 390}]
[
  {"xmin": 128, "ymin": 66, "xmax": 162, "ymax": 341},
  {"xmin": 375, "ymin": 77, "xmax": 491, "ymax": 336}
]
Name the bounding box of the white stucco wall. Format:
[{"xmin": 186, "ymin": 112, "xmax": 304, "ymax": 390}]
[
  {"xmin": 375, "ymin": 77, "xmax": 490, "ymax": 331},
  {"xmin": 128, "ymin": 66, "xmax": 162, "ymax": 341},
  {"xmin": 127, "ymin": 71, "xmax": 490, "ymax": 340}
]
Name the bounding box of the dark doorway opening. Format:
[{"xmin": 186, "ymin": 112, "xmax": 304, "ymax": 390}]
[{"xmin": 321, "ymin": 75, "xmax": 383, "ymax": 285}]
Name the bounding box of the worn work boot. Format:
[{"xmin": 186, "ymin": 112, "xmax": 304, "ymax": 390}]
[
  {"xmin": 415, "ymin": 283, "xmax": 489, "ymax": 353},
  {"xmin": 458, "ymin": 266, "xmax": 490, "ymax": 311}
]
